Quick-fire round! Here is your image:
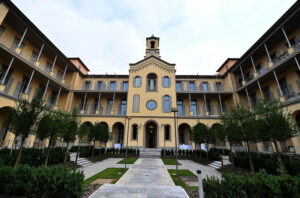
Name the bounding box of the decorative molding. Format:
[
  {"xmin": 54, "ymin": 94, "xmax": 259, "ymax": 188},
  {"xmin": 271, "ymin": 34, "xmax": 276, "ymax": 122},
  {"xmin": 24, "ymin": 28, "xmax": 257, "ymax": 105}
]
[{"xmin": 129, "ymin": 58, "xmax": 175, "ymax": 73}]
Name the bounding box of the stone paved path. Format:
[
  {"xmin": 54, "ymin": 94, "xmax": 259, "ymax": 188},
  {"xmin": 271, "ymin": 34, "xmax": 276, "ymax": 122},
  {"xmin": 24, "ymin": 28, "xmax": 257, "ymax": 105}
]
[
  {"xmin": 79, "ymin": 158, "xmax": 133, "ymax": 179},
  {"xmin": 89, "ymin": 158, "xmax": 189, "ymax": 198},
  {"xmin": 165, "ymin": 159, "xmax": 221, "ymax": 179}
]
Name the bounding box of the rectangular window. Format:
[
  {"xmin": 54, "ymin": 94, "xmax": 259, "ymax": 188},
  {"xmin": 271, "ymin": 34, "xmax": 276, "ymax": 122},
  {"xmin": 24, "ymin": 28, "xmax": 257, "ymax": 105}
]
[
  {"xmin": 164, "ymin": 125, "xmax": 170, "ymax": 140},
  {"xmin": 191, "ymin": 100, "xmax": 197, "ymax": 116},
  {"xmin": 122, "ymin": 81, "xmax": 128, "ymax": 91},
  {"xmin": 110, "ymin": 81, "xmax": 116, "ymax": 90},
  {"xmin": 215, "ymin": 82, "xmax": 222, "ymax": 91},
  {"xmin": 56, "ymin": 71, "xmax": 63, "ymax": 81},
  {"xmin": 17, "ymin": 76, "xmax": 29, "ymax": 98},
  {"xmin": 189, "ymin": 82, "xmax": 195, "ymax": 91},
  {"xmin": 44, "ymin": 62, "xmax": 52, "ymax": 73},
  {"xmin": 132, "ymin": 125, "xmax": 138, "ymax": 140},
  {"xmin": 49, "ymin": 91, "xmax": 57, "ymax": 105},
  {"xmin": 164, "ymin": 96, "xmax": 170, "ymax": 112},
  {"xmin": 279, "ymin": 78, "xmax": 288, "ymax": 96},
  {"xmin": 0, "ymin": 25, "xmax": 5, "ymax": 37},
  {"xmin": 206, "ymin": 100, "xmax": 212, "ymax": 114},
  {"xmin": 107, "ymin": 99, "xmax": 113, "ymax": 114},
  {"xmin": 97, "ymin": 81, "xmax": 102, "ymax": 90},
  {"xmin": 84, "ymin": 81, "xmax": 91, "ymax": 90},
  {"xmin": 203, "ymin": 82, "xmax": 208, "ymax": 91},
  {"xmin": 177, "ymin": 100, "xmax": 183, "ymax": 116},
  {"xmin": 163, "ymin": 77, "xmax": 169, "ymax": 88},
  {"xmin": 176, "ymin": 82, "xmax": 182, "ymax": 91},
  {"xmin": 121, "ymin": 100, "xmax": 127, "ymax": 115},
  {"xmin": 135, "ymin": 77, "xmax": 141, "ymax": 87},
  {"xmin": 30, "ymin": 51, "xmax": 38, "ymax": 64}
]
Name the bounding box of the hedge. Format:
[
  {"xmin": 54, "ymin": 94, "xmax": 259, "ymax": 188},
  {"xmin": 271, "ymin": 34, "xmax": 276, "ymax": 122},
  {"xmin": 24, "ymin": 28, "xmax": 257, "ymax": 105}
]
[
  {"xmin": 70, "ymin": 146, "xmax": 140, "ymax": 158},
  {"xmin": 0, "ymin": 147, "xmax": 69, "ymax": 167},
  {"xmin": 161, "ymin": 149, "xmax": 220, "ymax": 161},
  {"xmin": 203, "ymin": 170, "xmax": 300, "ymax": 198},
  {"xmin": 0, "ymin": 165, "xmax": 84, "ymax": 197},
  {"xmin": 232, "ymin": 151, "xmax": 300, "ymax": 176}
]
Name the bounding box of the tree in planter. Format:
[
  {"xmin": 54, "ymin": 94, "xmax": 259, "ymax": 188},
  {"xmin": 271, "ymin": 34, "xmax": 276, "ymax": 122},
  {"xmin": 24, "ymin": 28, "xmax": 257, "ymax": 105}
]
[
  {"xmin": 88, "ymin": 122, "xmax": 98, "ymax": 158},
  {"xmin": 62, "ymin": 108, "xmax": 79, "ymax": 164},
  {"xmin": 99, "ymin": 123, "xmax": 110, "ymax": 150},
  {"xmin": 221, "ymin": 104, "xmax": 258, "ymax": 172},
  {"xmin": 75, "ymin": 123, "xmax": 89, "ymax": 163},
  {"xmin": 191, "ymin": 123, "xmax": 216, "ymax": 161},
  {"xmin": 255, "ymin": 99, "xmax": 297, "ymax": 169},
  {"xmin": 36, "ymin": 110, "xmax": 67, "ymax": 166},
  {"xmin": 7, "ymin": 89, "xmax": 45, "ymax": 167}
]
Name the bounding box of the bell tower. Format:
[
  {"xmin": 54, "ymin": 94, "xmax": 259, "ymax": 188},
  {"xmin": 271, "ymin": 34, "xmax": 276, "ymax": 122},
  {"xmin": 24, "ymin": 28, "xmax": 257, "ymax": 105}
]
[{"xmin": 145, "ymin": 35, "xmax": 160, "ymax": 58}]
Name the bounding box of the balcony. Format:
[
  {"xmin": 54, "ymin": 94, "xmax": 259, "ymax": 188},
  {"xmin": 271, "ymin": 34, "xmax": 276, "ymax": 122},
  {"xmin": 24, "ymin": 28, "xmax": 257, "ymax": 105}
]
[
  {"xmin": 77, "ymin": 103, "xmax": 126, "ymax": 117},
  {"xmin": 236, "ymin": 44, "xmax": 300, "ymax": 92},
  {"xmin": 73, "ymin": 82, "xmax": 128, "ymax": 93}
]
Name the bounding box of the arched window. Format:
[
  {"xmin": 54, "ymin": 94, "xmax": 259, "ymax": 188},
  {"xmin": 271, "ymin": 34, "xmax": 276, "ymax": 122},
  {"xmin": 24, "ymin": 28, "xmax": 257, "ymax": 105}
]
[
  {"xmin": 163, "ymin": 95, "xmax": 171, "ymax": 113},
  {"xmin": 132, "ymin": 124, "xmax": 138, "ymax": 140},
  {"xmin": 147, "ymin": 73, "xmax": 157, "ymax": 91},
  {"xmin": 134, "ymin": 76, "xmax": 141, "ymax": 87},
  {"xmin": 133, "ymin": 94, "xmax": 140, "ymax": 112},
  {"xmin": 163, "ymin": 76, "xmax": 170, "ymax": 88}
]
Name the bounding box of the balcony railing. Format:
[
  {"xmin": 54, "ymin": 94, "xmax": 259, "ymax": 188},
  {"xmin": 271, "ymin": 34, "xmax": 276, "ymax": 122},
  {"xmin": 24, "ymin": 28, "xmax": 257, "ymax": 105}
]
[
  {"xmin": 77, "ymin": 103, "xmax": 126, "ymax": 116},
  {"xmin": 73, "ymin": 83, "xmax": 128, "ymax": 92},
  {"xmin": 176, "ymin": 84, "xmax": 232, "ymax": 93}
]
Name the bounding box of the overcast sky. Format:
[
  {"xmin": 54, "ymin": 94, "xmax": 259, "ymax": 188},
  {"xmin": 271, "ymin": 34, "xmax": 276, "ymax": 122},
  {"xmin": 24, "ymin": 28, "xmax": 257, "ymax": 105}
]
[{"xmin": 12, "ymin": 0, "xmax": 296, "ymax": 75}]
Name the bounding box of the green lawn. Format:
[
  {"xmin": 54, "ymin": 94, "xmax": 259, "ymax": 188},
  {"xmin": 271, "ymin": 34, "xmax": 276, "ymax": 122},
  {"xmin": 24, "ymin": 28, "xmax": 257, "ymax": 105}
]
[
  {"xmin": 168, "ymin": 169, "xmax": 198, "ymax": 190},
  {"xmin": 162, "ymin": 158, "xmax": 182, "ymax": 165},
  {"xmin": 83, "ymin": 168, "xmax": 128, "ymax": 186},
  {"xmin": 117, "ymin": 158, "xmax": 137, "ymax": 164}
]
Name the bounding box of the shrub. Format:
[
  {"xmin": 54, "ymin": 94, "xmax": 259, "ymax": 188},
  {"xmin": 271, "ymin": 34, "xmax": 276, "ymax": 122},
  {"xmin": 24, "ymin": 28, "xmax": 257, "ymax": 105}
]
[
  {"xmin": 203, "ymin": 170, "xmax": 300, "ymax": 198},
  {"xmin": 0, "ymin": 165, "xmax": 84, "ymax": 197}
]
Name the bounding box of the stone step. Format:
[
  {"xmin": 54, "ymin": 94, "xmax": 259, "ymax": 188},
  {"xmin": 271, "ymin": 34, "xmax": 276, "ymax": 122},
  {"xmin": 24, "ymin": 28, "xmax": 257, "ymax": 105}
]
[
  {"xmin": 89, "ymin": 184, "xmax": 189, "ymax": 198},
  {"xmin": 139, "ymin": 155, "xmax": 161, "ymax": 159}
]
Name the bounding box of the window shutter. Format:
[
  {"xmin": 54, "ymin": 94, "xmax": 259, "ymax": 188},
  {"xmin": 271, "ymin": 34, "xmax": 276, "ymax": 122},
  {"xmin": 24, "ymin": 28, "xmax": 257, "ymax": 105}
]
[
  {"xmin": 169, "ymin": 96, "xmax": 172, "ymax": 112},
  {"xmin": 115, "ymin": 82, "xmax": 118, "ymax": 91},
  {"xmin": 102, "ymin": 82, "xmax": 106, "ymax": 90},
  {"xmin": 203, "ymin": 104, "xmax": 206, "ymax": 115},
  {"xmin": 133, "ymin": 77, "xmax": 136, "ymax": 87},
  {"xmin": 221, "ymin": 83, "xmax": 224, "ymax": 91},
  {"xmin": 277, "ymin": 89, "xmax": 281, "ymax": 97},
  {"xmin": 140, "ymin": 77, "xmax": 142, "ymax": 87},
  {"xmin": 214, "ymin": 82, "xmax": 217, "ymax": 91},
  {"xmin": 13, "ymin": 81, "xmax": 22, "ymax": 98},
  {"xmin": 106, "ymin": 101, "xmax": 110, "ymax": 115},
  {"xmin": 4, "ymin": 78, "xmax": 13, "ymax": 94},
  {"xmin": 162, "ymin": 77, "xmax": 164, "ymax": 87},
  {"xmin": 82, "ymin": 82, "xmax": 85, "ymax": 90},
  {"xmin": 118, "ymin": 104, "xmax": 121, "ymax": 115},
  {"xmin": 197, "ymin": 104, "xmax": 200, "ymax": 116},
  {"xmin": 287, "ymin": 83, "xmax": 295, "ymax": 95},
  {"xmin": 84, "ymin": 104, "xmax": 89, "ymax": 115},
  {"xmin": 162, "ymin": 96, "xmax": 164, "ymax": 112},
  {"xmin": 121, "ymin": 82, "xmax": 123, "ymax": 91},
  {"xmin": 169, "ymin": 77, "xmax": 171, "ymax": 88},
  {"xmin": 99, "ymin": 104, "xmax": 103, "ymax": 115},
  {"xmin": 94, "ymin": 82, "xmax": 97, "ymax": 90},
  {"xmin": 183, "ymin": 104, "xmax": 186, "ymax": 116},
  {"xmin": 210, "ymin": 104, "xmax": 214, "ymax": 115},
  {"xmin": 207, "ymin": 82, "xmax": 211, "ymax": 91},
  {"xmin": 217, "ymin": 104, "xmax": 221, "ymax": 114}
]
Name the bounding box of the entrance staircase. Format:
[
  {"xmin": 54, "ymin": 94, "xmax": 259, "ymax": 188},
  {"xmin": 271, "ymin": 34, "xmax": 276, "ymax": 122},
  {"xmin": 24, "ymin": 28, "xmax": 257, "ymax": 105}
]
[
  {"xmin": 139, "ymin": 148, "xmax": 161, "ymax": 158},
  {"xmin": 208, "ymin": 155, "xmax": 231, "ymax": 169},
  {"xmin": 69, "ymin": 152, "xmax": 92, "ymax": 167}
]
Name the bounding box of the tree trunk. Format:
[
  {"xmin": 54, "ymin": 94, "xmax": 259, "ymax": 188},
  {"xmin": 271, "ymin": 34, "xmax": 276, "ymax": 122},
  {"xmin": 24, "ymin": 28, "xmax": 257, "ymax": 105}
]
[
  {"xmin": 273, "ymin": 140, "xmax": 284, "ymax": 170},
  {"xmin": 75, "ymin": 140, "xmax": 81, "ymax": 164},
  {"xmin": 246, "ymin": 139, "xmax": 255, "ymax": 172},
  {"xmin": 92, "ymin": 140, "xmax": 96, "ymax": 158},
  {"xmin": 229, "ymin": 143, "xmax": 235, "ymax": 169},
  {"xmin": 44, "ymin": 138, "xmax": 52, "ymax": 167},
  {"xmin": 64, "ymin": 141, "xmax": 69, "ymax": 164},
  {"xmin": 15, "ymin": 136, "xmax": 25, "ymax": 167}
]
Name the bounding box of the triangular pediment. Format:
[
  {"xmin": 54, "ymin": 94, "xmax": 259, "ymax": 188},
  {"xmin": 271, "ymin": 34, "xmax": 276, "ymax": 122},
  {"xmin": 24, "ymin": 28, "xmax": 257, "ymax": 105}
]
[{"xmin": 129, "ymin": 56, "xmax": 175, "ymax": 73}]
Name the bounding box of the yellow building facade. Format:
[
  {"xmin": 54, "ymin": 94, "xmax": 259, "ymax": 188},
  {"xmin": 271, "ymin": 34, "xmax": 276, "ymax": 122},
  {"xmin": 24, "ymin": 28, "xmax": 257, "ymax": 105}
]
[{"xmin": 0, "ymin": 0, "xmax": 299, "ymax": 154}]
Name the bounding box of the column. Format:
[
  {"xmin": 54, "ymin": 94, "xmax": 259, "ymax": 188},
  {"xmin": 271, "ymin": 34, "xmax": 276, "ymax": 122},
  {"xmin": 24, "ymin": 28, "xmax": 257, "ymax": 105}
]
[
  {"xmin": 62, "ymin": 65, "xmax": 68, "ymax": 83},
  {"xmin": 0, "ymin": 2, "xmax": 9, "ymax": 25},
  {"xmin": 239, "ymin": 65, "xmax": 246, "ymax": 86},
  {"xmin": 42, "ymin": 79, "xmax": 50, "ymax": 100},
  {"xmin": 22, "ymin": 70, "xmax": 35, "ymax": 100},
  {"xmin": 15, "ymin": 28, "xmax": 27, "ymax": 54},
  {"xmin": 273, "ymin": 70, "xmax": 286, "ymax": 102},
  {"xmin": 53, "ymin": 86, "xmax": 61, "ymax": 110},
  {"xmin": 96, "ymin": 92, "xmax": 101, "ymax": 114},
  {"xmin": 203, "ymin": 94, "xmax": 209, "ymax": 116},
  {"xmin": 111, "ymin": 92, "xmax": 115, "ymax": 114},
  {"xmin": 282, "ymin": 27, "xmax": 295, "ymax": 54},
  {"xmin": 294, "ymin": 57, "xmax": 300, "ymax": 72},
  {"xmin": 257, "ymin": 80, "xmax": 264, "ymax": 99},
  {"xmin": 251, "ymin": 56, "xmax": 258, "ymax": 77},
  {"xmin": 34, "ymin": 43, "xmax": 44, "ymax": 67},
  {"xmin": 50, "ymin": 56, "xmax": 57, "ymax": 76},
  {"xmin": 264, "ymin": 43, "xmax": 274, "ymax": 67},
  {"xmin": 0, "ymin": 57, "xmax": 14, "ymax": 91},
  {"xmin": 245, "ymin": 88, "xmax": 252, "ymax": 109},
  {"xmin": 80, "ymin": 93, "xmax": 87, "ymax": 114},
  {"xmin": 218, "ymin": 94, "xmax": 223, "ymax": 114},
  {"xmin": 189, "ymin": 93, "xmax": 192, "ymax": 115}
]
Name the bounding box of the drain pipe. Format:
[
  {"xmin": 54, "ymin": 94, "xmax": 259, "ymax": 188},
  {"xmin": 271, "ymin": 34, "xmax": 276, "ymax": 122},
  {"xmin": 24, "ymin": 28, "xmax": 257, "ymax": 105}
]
[{"xmin": 197, "ymin": 170, "xmax": 204, "ymax": 198}]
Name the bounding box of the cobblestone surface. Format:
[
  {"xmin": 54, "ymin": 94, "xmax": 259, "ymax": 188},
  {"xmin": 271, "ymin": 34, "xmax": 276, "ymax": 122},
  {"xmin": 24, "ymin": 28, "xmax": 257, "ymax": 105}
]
[{"xmin": 165, "ymin": 159, "xmax": 221, "ymax": 179}]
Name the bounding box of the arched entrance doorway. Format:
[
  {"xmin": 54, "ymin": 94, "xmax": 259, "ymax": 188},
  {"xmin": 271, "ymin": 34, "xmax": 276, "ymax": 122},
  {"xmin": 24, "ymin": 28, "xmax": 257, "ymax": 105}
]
[
  {"xmin": 178, "ymin": 123, "xmax": 191, "ymax": 145},
  {"xmin": 145, "ymin": 121, "xmax": 157, "ymax": 148},
  {"xmin": 112, "ymin": 122, "xmax": 124, "ymax": 147}
]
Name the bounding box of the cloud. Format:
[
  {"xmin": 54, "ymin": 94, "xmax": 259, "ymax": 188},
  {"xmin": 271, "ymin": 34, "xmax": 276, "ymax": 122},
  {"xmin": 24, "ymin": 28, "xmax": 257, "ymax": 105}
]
[{"xmin": 12, "ymin": 0, "xmax": 296, "ymax": 75}]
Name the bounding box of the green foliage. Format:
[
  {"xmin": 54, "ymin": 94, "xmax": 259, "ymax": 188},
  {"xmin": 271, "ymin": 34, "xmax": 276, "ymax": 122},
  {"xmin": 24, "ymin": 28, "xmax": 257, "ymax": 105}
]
[
  {"xmin": 0, "ymin": 165, "xmax": 84, "ymax": 197},
  {"xmin": 0, "ymin": 147, "xmax": 68, "ymax": 166},
  {"xmin": 203, "ymin": 170, "xmax": 300, "ymax": 198},
  {"xmin": 83, "ymin": 168, "xmax": 127, "ymax": 186}
]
